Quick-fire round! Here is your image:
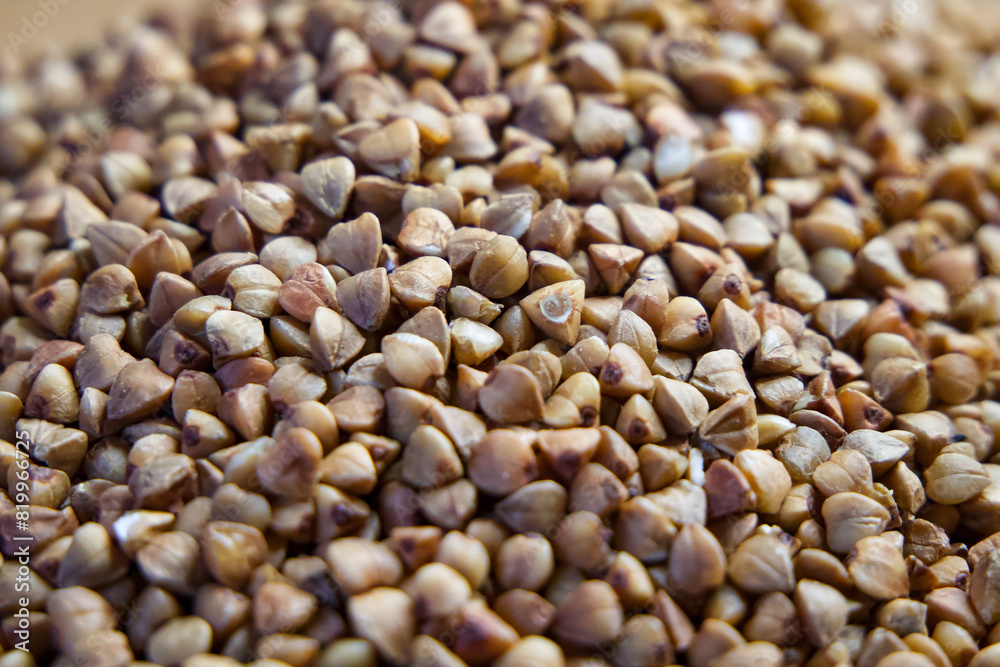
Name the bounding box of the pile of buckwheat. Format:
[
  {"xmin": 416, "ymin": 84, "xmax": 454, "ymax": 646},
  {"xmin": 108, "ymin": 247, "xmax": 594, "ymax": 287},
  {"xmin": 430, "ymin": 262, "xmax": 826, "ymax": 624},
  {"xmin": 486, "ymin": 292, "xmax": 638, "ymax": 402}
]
[{"xmin": 4, "ymin": 0, "xmax": 1000, "ymax": 664}]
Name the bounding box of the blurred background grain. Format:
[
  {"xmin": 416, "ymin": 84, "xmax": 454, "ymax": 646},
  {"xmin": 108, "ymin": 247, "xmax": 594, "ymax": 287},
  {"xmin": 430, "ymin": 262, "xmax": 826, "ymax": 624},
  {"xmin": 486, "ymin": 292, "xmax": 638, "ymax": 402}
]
[
  {"xmin": 0, "ymin": 0, "xmax": 198, "ymax": 60},
  {"xmin": 3, "ymin": 0, "xmax": 1000, "ymax": 63}
]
